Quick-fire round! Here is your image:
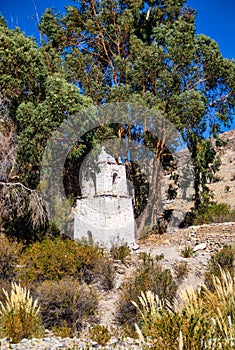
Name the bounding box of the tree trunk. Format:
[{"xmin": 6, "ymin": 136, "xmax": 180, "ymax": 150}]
[{"xmin": 136, "ymin": 136, "xmax": 166, "ymax": 238}]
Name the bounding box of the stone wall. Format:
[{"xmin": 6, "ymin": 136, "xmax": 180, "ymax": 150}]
[{"xmin": 151, "ymin": 222, "xmax": 235, "ymax": 253}]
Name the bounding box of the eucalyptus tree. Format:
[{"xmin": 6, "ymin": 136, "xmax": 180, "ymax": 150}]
[
  {"xmin": 0, "ymin": 17, "xmax": 92, "ymax": 240},
  {"xmin": 38, "ymin": 0, "xmax": 235, "ymax": 233}
]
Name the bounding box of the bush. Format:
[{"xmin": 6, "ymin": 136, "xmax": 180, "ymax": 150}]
[
  {"xmin": 205, "ymin": 245, "xmax": 235, "ymax": 291},
  {"xmin": 131, "ymin": 288, "xmax": 218, "ymax": 349},
  {"xmin": 19, "ymin": 236, "xmax": 104, "ymax": 285},
  {"xmin": 174, "ymin": 261, "xmax": 189, "ymax": 281},
  {"xmin": 116, "ymin": 253, "xmax": 177, "ymax": 331},
  {"xmin": 99, "ymin": 259, "xmax": 116, "ymax": 290},
  {"xmin": 0, "ymin": 282, "xmax": 42, "ymax": 343},
  {"xmin": 180, "ymin": 246, "xmax": 193, "ymax": 258},
  {"xmin": 110, "ymin": 243, "xmax": 131, "ymax": 263},
  {"xmin": 34, "ymin": 277, "xmax": 98, "ymax": 334},
  {"xmin": 132, "ymin": 273, "xmax": 235, "ymax": 350},
  {"xmin": 89, "ymin": 325, "xmax": 112, "ymax": 346},
  {"xmin": 0, "ymin": 234, "xmax": 23, "ymax": 282},
  {"xmin": 155, "ymin": 253, "xmax": 164, "ymax": 262},
  {"xmin": 193, "ymin": 203, "xmax": 235, "ymax": 225}
]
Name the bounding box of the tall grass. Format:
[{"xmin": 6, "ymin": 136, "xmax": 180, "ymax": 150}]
[
  {"xmin": 0, "ymin": 282, "xmax": 42, "ymax": 343},
  {"xmin": 132, "ymin": 268, "xmax": 235, "ymax": 349}
]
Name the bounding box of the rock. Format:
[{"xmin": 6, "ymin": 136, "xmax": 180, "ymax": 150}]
[
  {"xmin": 106, "ymin": 336, "xmax": 119, "ymax": 346},
  {"xmin": 193, "ymin": 243, "xmax": 207, "ymax": 252},
  {"xmin": 116, "ymin": 266, "xmax": 126, "ymax": 274},
  {"xmin": 129, "ymin": 242, "xmax": 140, "ymax": 251},
  {"xmin": 115, "ymin": 280, "xmax": 123, "ymax": 289},
  {"xmin": 113, "ymin": 259, "xmax": 122, "ymax": 264}
]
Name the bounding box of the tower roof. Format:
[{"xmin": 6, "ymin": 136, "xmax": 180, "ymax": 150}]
[{"xmin": 98, "ymin": 146, "xmax": 117, "ymax": 164}]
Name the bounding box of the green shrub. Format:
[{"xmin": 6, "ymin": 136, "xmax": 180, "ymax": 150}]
[
  {"xmin": 19, "ymin": 236, "xmax": 104, "ymax": 285},
  {"xmin": 116, "ymin": 254, "xmax": 177, "ymax": 331},
  {"xmin": 155, "ymin": 253, "xmax": 164, "ymax": 262},
  {"xmin": 180, "ymin": 246, "xmax": 193, "ymax": 258},
  {"xmin": 193, "ymin": 203, "xmax": 235, "ymax": 225},
  {"xmin": 174, "ymin": 261, "xmax": 189, "ymax": 281},
  {"xmin": 51, "ymin": 320, "xmax": 73, "ymax": 338},
  {"xmin": 0, "ymin": 282, "xmax": 43, "ymax": 343},
  {"xmin": 205, "ymin": 245, "xmax": 235, "ymax": 291},
  {"xmin": 99, "ymin": 259, "xmax": 116, "ymax": 290},
  {"xmin": 34, "ymin": 277, "xmax": 98, "ymax": 334},
  {"xmin": 0, "ymin": 234, "xmax": 23, "ymax": 282},
  {"xmin": 89, "ymin": 325, "xmax": 112, "ymax": 346},
  {"xmin": 110, "ymin": 243, "xmax": 131, "ymax": 263}
]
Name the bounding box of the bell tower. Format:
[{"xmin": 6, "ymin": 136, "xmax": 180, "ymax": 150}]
[{"xmin": 74, "ymin": 147, "xmax": 135, "ymax": 247}]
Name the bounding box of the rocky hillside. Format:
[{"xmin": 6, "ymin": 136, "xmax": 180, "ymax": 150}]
[
  {"xmin": 210, "ymin": 129, "xmax": 235, "ymax": 207},
  {"xmin": 158, "ymin": 128, "xmax": 235, "ymax": 228}
]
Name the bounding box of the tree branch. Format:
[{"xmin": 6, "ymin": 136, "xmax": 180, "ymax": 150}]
[
  {"xmin": 209, "ymin": 93, "xmax": 231, "ymax": 107},
  {"xmin": 0, "ymin": 182, "xmax": 48, "ymax": 229}
]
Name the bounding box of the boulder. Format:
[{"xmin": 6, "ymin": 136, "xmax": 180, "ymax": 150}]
[{"xmin": 193, "ymin": 243, "xmax": 207, "ymax": 252}]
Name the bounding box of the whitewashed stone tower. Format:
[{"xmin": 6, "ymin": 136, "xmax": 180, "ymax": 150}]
[{"xmin": 74, "ymin": 147, "xmax": 135, "ymax": 247}]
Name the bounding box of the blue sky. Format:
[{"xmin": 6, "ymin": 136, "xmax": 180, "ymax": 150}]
[
  {"xmin": 0, "ymin": 0, "xmax": 235, "ymax": 130},
  {"xmin": 188, "ymin": 0, "xmax": 235, "ymax": 60}
]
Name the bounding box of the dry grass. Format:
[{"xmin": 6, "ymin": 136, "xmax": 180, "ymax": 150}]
[
  {"xmin": 201, "ymin": 268, "xmax": 235, "ymax": 338},
  {"xmin": 0, "ymin": 282, "xmax": 42, "ymax": 343},
  {"xmin": 132, "ymin": 268, "xmax": 235, "ymax": 349},
  {"xmin": 0, "ymin": 283, "xmax": 40, "ymax": 316}
]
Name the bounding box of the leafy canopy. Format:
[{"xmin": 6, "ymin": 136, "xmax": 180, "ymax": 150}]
[{"xmin": 39, "ymin": 0, "xmax": 235, "ymax": 215}]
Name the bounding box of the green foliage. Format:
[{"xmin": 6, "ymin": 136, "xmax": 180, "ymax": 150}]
[
  {"xmin": 99, "ymin": 259, "xmax": 116, "ymax": 291},
  {"xmin": 0, "ymin": 283, "xmax": 43, "ymax": 343},
  {"xmin": 110, "ymin": 243, "xmax": 131, "ymax": 263},
  {"xmin": 19, "ymin": 237, "xmax": 104, "ymax": 285},
  {"xmin": 189, "ymin": 138, "xmax": 222, "ymax": 210},
  {"xmin": 38, "ymin": 0, "xmax": 235, "ymax": 216},
  {"xmin": 34, "ymin": 277, "xmax": 98, "ymax": 334},
  {"xmin": 180, "ymin": 246, "xmax": 194, "ymax": 258},
  {"xmin": 174, "ymin": 261, "xmax": 189, "ymax": 282},
  {"xmin": 155, "ymin": 253, "xmax": 164, "ymax": 262},
  {"xmin": 15, "ymin": 74, "xmax": 92, "ymax": 188},
  {"xmin": 0, "ymin": 234, "xmax": 23, "ymax": 282},
  {"xmin": 0, "ymin": 20, "xmax": 92, "ymax": 241},
  {"xmin": 0, "ymin": 21, "xmax": 92, "ymax": 190},
  {"xmin": 116, "ymin": 253, "xmax": 177, "ymax": 330},
  {"xmin": 1, "ymin": 0, "xmax": 235, "ymax": 238},
  {"xmin": 205, "ymin": 245, "xmax": 235, "ymax": 291},
  {"xmin": 193, "ymin": 203, "xmax": 235, "ymax": 225},
  {"xmin": 0, "ymin": 25, "xmax": 47, "ymax": 100},
  {"xmin": 89, "ymin": 325, "xmax": 112, "ymax": 346}
]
